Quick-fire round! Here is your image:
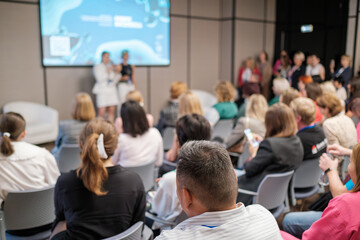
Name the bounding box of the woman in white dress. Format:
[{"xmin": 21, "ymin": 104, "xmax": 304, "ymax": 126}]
[{"xmin": 92, "ymin": 51, "xmax": 120, "ymax": 122}]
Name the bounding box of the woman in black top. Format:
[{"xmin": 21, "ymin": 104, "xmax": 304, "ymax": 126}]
[
  {"xmin": 50, "ymin": 118, "xmax": 146, "ymax": 240},
  {"xmin": 118, "ymin": 50, "xmax": 137, "ymax": 106}
]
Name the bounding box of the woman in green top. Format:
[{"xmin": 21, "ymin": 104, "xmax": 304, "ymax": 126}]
[{"xmin": 212, "ymin": 81, "xmax": 238, "ymax": 119}]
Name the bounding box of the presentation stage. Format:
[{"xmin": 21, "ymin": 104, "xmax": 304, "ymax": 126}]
[{"xmin": 40, "ymin": 0, "xmax": 170, "ymax": 66}]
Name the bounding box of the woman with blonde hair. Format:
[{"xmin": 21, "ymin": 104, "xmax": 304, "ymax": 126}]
[
  {"xmin": 212, "ymin": 81, "xmax": 238, "ymax": 119},
  {"xmin": 317, "ymin": 93, "xmax": 357, "ymax": 148},
  {"xmin": 52, "ymin": 93, "xmax": 96, "ymax": 159},
  {"xmin": 50, "ymin": 118, "xmax": 145, "ymax": 239},
  {"xmin": 177, "ymin": 91, "xmax": 204, "ymax": 117},
  {"xmin": 237, "ymin": 103, "xmax": 303, "ymax": 205},
  {"xmin": 225, "ymin": 94, "xmax": 267, "ymax": 149},
  {"xmin": 330, "ymin": 54, "xmax": 352, "ymax": 88}
]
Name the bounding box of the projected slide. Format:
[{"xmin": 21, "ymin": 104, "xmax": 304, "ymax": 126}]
[{"xmin": 40, "ymin": 0, "xmax": 170, "ymax": 66}]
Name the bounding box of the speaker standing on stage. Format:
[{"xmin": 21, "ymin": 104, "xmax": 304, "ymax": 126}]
[{"xmin": 117, "ymin": 50, "xmax": 136, "ymax": 107}]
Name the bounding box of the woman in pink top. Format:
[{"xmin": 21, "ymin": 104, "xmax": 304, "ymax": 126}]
[{"xmin": 283, "ymin": 142, "xmax": 360, "ymax": 240}]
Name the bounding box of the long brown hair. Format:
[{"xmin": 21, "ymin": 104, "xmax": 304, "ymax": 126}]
[
  {"xmin": 0, "ymin": 112, "xmax": 26, "ymax": 156},
  {"xmin": 265, "ymin": 103, "xmax": 297, "ymax": 138},
  {"xmin": 351, "ymin": 143, "xmax": 360, "ymax": 193},
  {"xmin": 77, "ymin": 118, "xmax": 118, "ymax": 196}
]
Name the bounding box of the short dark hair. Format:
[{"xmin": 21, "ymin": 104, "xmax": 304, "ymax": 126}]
[
  {"xmin": 121, "ymin": 100, "xmax": 149, "ymax": 137},
  {"xmin": 305, "ymin": 83, "xmax": 322, "ymax": 101},
  {"xmin": 176, "ymin": 114, "xmax": 211, "ymax": 146},
  {"xmin": 101, "ymin": 51, "xmax": 109, "ymax": 58},
  {"xmin": 334, "ymin": 77, "xmax": 345, "ymax": 86},
  {"xmin": 176, "ymin": 141, "xmax": 238, "ymax": 210}
]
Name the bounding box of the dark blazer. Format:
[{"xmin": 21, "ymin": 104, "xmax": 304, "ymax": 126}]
[
  {"xmin": 291, "ymin": 65, "xmax": 306, "ymax": 90},
  {"xmin": 237, "ymin": 135, "xmax": 304, "ymax": 205},
  {"xmin": 331, "ymin": 67, "xmax": 352, "ymax": 87}
]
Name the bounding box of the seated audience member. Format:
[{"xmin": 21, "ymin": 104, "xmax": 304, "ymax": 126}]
[
  {"xmin": 225, "ymin": 94, "xmax": 267, "ymax": 150},
  {"xmin": 288, "ymin": 51, "xmax": 306, "ymax": 90},
  {"xmin": 155, "ymin": 141, "xmax": 282, "ymax": 239},
  {"xmin": 299, "ymin": 80, "xmax": 323, "ymax": 123},
  {"xmin": 283, "ymin": 143, "xmax": 360, "ymax": 240},
  {"xmin": 258, "ymin": 50, "xmax": 272, "ymax": 100},
  {"xmin": 52, "ymin": 93, "xmax": 96, "ymax": 159},
  {"xmin": 290, "ymin": 98, "xmax": 327, "ymax": 160},
  {"xmin": 320, "ymin": 81, "xmax": 337, "ymax": 96},
  {"xmin": 268, "ymin": 78, "xmax": 290, "ymax": 106},
  {"xmin": 112, "ymin": 101, "xmax": 163, "ymax": 167},
  {"xmin": 349, "ymin": 98, "xmax": 360, "ymax": 142},
  {"xmin": 0, "ymin": 112, "xmax": 60, "ymax": 207},
  {"xmin": 150, "ymin": 114, "xmax": 211, "ymax": 228},
  {"xmin": 156, "ymin": 81, "xmax": 188, "ymax": 134},
  {"xmin": 280, "ymin": 88, "xmax": 300, "ymax": 106},
  {"xmin": 237, "ymin": 103, "xmax": 303, "ymax": 205},
  {"xmin": 306, "ymin": 54, "xmax": 325, "ymax": 82},
  {"xmin": 317, "ymin": 94, "xmax": 357, "ymax": 148},
  {"xmin": 237, "ymin": 82, "xmax": 261, "ymax": 118},
  {"xmin": 212, "ymin": 81, "xmax": 238, "ymax": 119},
  {"xmin": 115, "ymin": 90, "xmax": 154, "ymax": 133},
  {"xmin": 334, "ymin": 77, "xmax": 347, "ymax": 102},
  {"xmin": 165, "ymin": 91, "xmax": 204, "ymax": 162},
  {"xmin": 330, "ymin": 54, "xmax": 352, "ymax": 89},
  {"xmin": 50, "ymin": 118, "xmax": 145, "ymax": 240},
  {"xmin": 283, "ymin": 145, "xmax": 354, "ymax": 238}
]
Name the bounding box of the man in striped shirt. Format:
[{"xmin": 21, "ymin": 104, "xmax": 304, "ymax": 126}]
[{"xmin": 155, "ymin": 141, "xmax": 282, "ymax": 239}]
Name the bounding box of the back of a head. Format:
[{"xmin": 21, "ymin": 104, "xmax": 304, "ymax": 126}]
[
  {"xmin": 126, "ymin": 90, "xmax": 144, "ymax": 104},
  {"xmin": 176, "ymin": 114, "xmax": 211, "ymax": 147},
  {"xmin": 0, "ymin": 112, "xmax": 26, "ymax": 156},
  {"xmin": 176, "ymin": 141, "xmax": 238, "ymax": 211},
  {"xmin": 316, "ymin": 93, "xmax": 343, "ymax": 117},
  {"xmin": 350, "ymin": 77, "xmax": 360, "ymax": 98},
  {"xmin": 170, "ymin": 81, "xmax": 188, "ymax": 99},
  {"xmin": 299, "ymin": 75, "xmax": 313, "ymax": 85},
  {"xmin": 121, "ymin": 100, "xmax": 149, "ymax": 137},
  {"xmin": 265, "ymin": 103, "xmax": 297, "ymax": 138},
  {"xmin": 290, "ymin": 97, "xmax": 316, "ymax": 125},
  {"xmin": 273, "ymin": 78, "xmax": 290, "ymax": 95},
  {"xmin": 281, "ymin": 88, "xmax": 300, "ymax": 106},
  {"xmin": 246, "ymin": 94, "xmax": 268, "ymax": 122},
  {"xmin": 305, "ymin": 82, "xmax": 322, "ymax": 101},
  {"xmin": 215, "ymin": 81, "xmax": 236, "ymax": 102},
  {"xmin": 350, "ymin": 98, "xmax": 360, "ymax": 116},
  {"xmin": 78, "ymin": 118, "xmax": 118, "ymax": 196},
  {"xmin": 320, "ymin": 82, "xmax": 336, "ymax": 95},
  {"xmin": 178, "ymin": 91, "xmax": 204, "ymax": 117},
  {"xmin": 72, "ymin": 92, "xmax": 96, "ymax": 121}
]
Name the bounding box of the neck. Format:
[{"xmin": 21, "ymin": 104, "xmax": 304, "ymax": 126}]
[
  {"xmin": 103, "ymin": 158, "xmax": 114, "ymax": 167},
  {"xmin": 298, "ymin": 122, "xmax": 310, "ymax": 131}
]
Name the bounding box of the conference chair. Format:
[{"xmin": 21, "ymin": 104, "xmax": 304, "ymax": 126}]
[
  {"xmin": 238, "ymin": 170, "xmax": 294, "ymax": 218},
  {"xmin": 0, "ymin": 186, "xmax": 55, "ymax": 240},
  {"xmin": 102, "ymin": 221, "xmax": 153, "ymax": 240},
  {"xmin": 125, "ymin": 159, "xmax": 157, "ymax": 192},
  {"xmin": 162, "ymin": 127, "xmax": 175, "ymax": 151},
  {"xmin": 341, "ymin": 156, "xmax": 350, "ymax": 181},
  {"xmin": 3, "ymin": 101, "xmax": 58, "ymax": 144},
  {"xmin": 190, "ymin": 89, "xmax": 217, "ymax": 113},
  {"xmin": 56, "ymin": 144, "xmax": 82, "ymax": 173},
  {"xmin": 290, "ymin": 158, "xmax": 322, "ymax": 206},
  {"xmin": 145, "ymin": 210, "xmax": 188, "ymax": 230},
  {"xmin": 211, "ymin": 119, "xmax": 234, "ymax": 141}
]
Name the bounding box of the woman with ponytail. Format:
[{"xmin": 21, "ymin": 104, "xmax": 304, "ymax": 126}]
[
  {"xmin": 0, "ymin": 112, "xmax": 60, "ymax": 207},
  {"xmin": 51, "ymin": 118, "xmax": 146, "ymax": 240}
]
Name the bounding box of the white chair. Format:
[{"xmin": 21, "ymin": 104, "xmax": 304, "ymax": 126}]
[
  {"xmin": 238, "ymin": 171, "xmax": 294, "ymax": 218},
  {"xmin": 290, "ymin": 158, "xmax": 322, "ymax": 206},
  {"xmin": 125, "ymin": 159, "xmax": 157, "ymax": 192},
  {"xmin": 3, "ymin": 101, "xmax": 58, "ymax": 144},
  {"xmin": 0, "ymin": 186, "xmax": 55, "ymax": 240},
  {"xmin": 191, "ymin": 89, "xmax": 217, "ymax": 113},
  {"xmin": 56, "ymin": 144, "xmax": 81, "ymax": 173}
]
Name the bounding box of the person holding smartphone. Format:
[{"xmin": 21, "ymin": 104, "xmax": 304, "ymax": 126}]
[{"xmin": 237, "ymin": 103, "xmax": 304, "ymax": 205}]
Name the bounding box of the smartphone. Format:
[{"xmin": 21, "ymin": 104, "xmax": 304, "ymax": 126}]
[{"xmin": 244, "ymin": 128, "xmax": 259, "ymax": 147}]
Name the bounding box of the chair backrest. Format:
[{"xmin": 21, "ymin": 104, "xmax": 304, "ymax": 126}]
[
  {"xmin": 162, "ymin": 127, "xmax": 175, "ymax": 151},
  {"xmin": 57, "ymin": 144, "xmax": 82, "ymax": 173},
  {"xmin": 341, "ymin": 156, "xmax": 350, "ymax": 181},
  {"xmin": 254, "ymin": 171, "xmax": 294, "ymax": 210},
  {"xmin": 3, "ymin": 186, "xmax": 55, "ymax": 231},
  {"xmin": 125, "ymin": 159, "xmax": 156, "ymax": 192},
  {"xmin": 211, "ymin": 119, "xmax": 234, "ymax": 140},
  {"xmin": 293, "ymin": 158, "xmax": 321, "ymax": 188},
  {"xmin": 191, "ymin": 89, "xmax": 217, "ymax": 111},
  {"xmin": 102, "ymin": 221, "xmax": 143, "ymax": 240}
]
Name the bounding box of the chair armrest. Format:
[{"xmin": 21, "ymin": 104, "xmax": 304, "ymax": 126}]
[
  {"xmin": 145, "ymin": 212, "xmax": 177, "ymax": 227},
  {"xmin": 237, "ymin": 188, "xmax": 258, "ymax": 196}
]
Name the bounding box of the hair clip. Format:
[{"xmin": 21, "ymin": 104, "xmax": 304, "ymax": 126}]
[
  {"xmin": 97, "ymin": 133, "xmax": 108, "ymax": 159},
  {"xmin": 2, "ymin": 132, "xmax": 10, "ymax": 137}
]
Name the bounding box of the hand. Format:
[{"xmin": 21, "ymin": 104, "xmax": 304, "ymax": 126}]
[
  {"xmin": 122, "ymin": 75, "xmax": 129, "ymax": 81},
  {"xmin": 248, "ymin": 143, "xmax": 259, "ymax": 158},
  {"xmin": 319, "ymin": 153, "xmax": 339, "ymax": 171},
  {"xmin": 327, "ymin": 144, "xmax": 352, "ymax": 156},
  {"xmin": 155, "ymin": 177, "xmax": 162, "ymax": 183}
]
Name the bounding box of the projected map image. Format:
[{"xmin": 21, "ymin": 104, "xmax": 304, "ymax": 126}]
[{"xmin": 40, "ymin": 0, "xmax": 170, "ymax": 66}]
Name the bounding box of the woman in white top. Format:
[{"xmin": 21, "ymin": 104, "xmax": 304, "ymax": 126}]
[
  {"xmin": 92, "ymin": 51, "xmax": 120, "ymax": 122},
  {"xmin": 112, "ymin": 101, "xmax": 163, "ymax": 167},
  {"xmin": 306, "ymin": 54, "xmax": 325, "ymax": 82},
  {"xmin": 0, "ymin": 112, "xmax": 60, "ymax": 207}
]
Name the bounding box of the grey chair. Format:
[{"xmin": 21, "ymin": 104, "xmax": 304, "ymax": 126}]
[
  {"xmin": 211, "ymin": 119, "xmax": 234, "ymax": 141},
  {"xmin": 162, "ymin": 127, "xmax": 175, "ymax": 151},
  {"xmin": 145, "ymin": 210, "xmax": 188, "ymax": 229},
  {"xmin": 125, "ymin": 159, "xmax": 157, "ymax": 192},
  {"xmin": 290, "ymin": 158, "xmax": 321, "ymax": 206},
  {"xmin": 0, "ymin": 186, "xmax": 55, "ymax": 240},
  {"xmin": 102, "ymin": 221, "xmax": 153, "ymax": 240},
  {"xmin": 341, "ymin": 156, "xmax": 350, "ymax": 181},
  {"xmin": 238, "ymin": 170, "xmax": 294, "ymax": 218},
  {"xmin": 56, "ymin": 144, "xmax": 82, "ymax": 173}
]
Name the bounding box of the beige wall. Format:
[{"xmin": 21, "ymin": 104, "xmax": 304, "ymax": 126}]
[{"xmin": 0, "ymin": 0, "xmax": 276, "ymax": 122}]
